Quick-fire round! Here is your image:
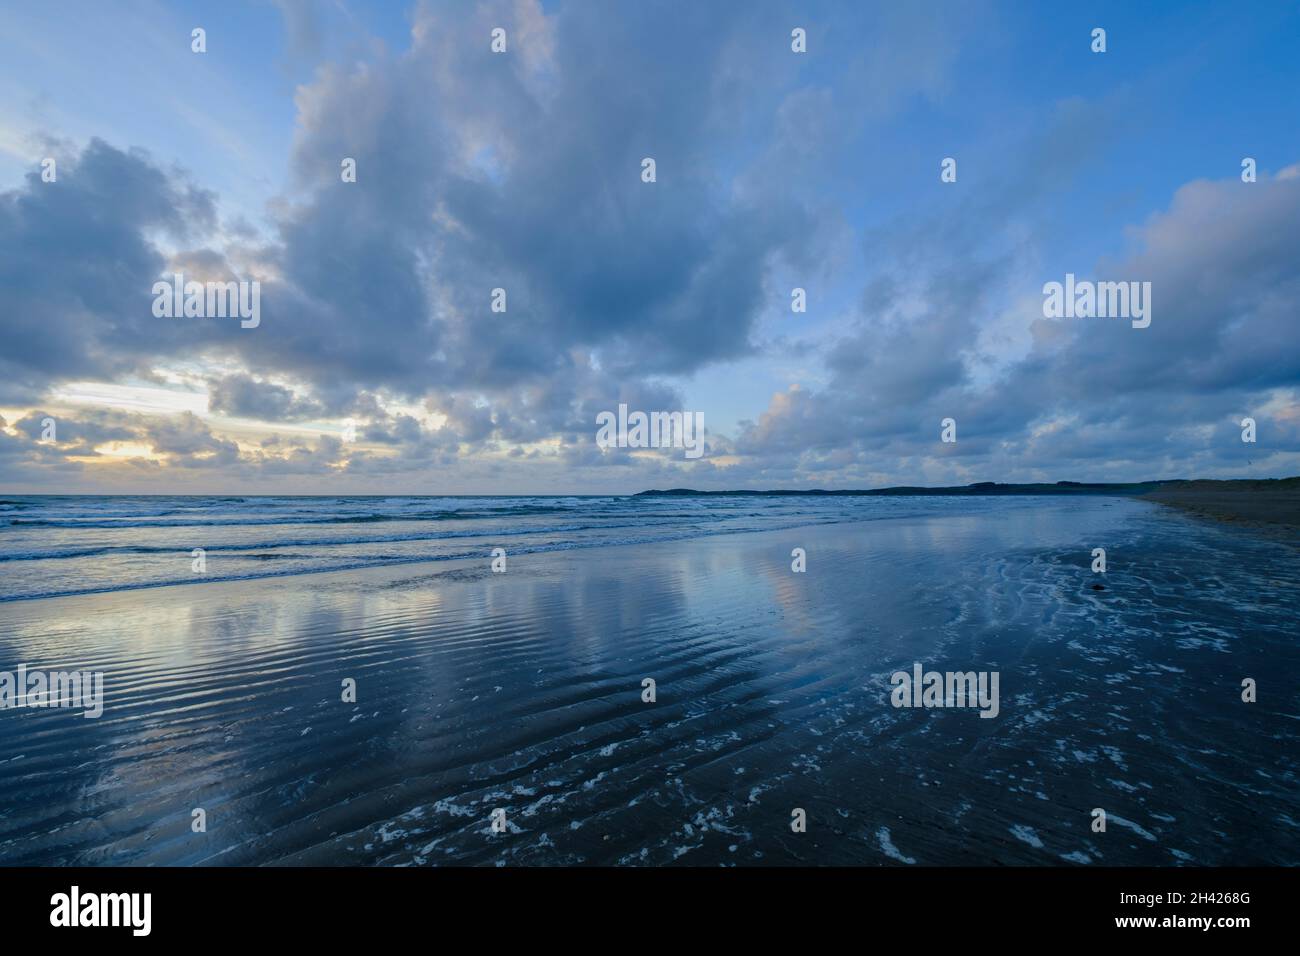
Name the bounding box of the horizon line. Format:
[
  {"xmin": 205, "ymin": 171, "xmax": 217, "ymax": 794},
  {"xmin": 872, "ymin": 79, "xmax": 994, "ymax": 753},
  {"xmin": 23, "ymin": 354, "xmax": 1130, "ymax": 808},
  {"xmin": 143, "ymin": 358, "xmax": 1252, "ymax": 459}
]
[{"xmin": 4, "ymin": 476, "xmax": 1296, "ymax": 498}]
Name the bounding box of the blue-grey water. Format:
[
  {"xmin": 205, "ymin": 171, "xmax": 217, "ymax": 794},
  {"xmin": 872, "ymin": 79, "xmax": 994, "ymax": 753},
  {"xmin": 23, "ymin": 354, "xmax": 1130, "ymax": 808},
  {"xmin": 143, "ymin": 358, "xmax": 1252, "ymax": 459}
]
[
  {"xmin": 0, "ymin": 494, "xmax": 1297, "ymax": 865},
  {"xmin": 1, "ymin": 493, "xmax": 938, "ymax": 603}
]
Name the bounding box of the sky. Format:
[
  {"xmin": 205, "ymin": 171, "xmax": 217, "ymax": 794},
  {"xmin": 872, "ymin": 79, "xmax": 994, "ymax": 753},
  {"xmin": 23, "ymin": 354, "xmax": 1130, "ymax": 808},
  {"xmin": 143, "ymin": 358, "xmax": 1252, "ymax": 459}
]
[{"xmin": 0, "ymin": 0, "xmax": 1297, "ymax": 494}]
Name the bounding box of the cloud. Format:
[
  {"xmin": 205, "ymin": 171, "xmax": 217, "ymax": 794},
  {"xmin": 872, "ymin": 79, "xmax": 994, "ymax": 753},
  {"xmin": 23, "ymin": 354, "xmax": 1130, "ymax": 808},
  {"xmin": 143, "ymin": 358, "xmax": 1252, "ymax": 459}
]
[
  {"xmin": 206, "ymin": 373, "xmax": 324, "ymax": 421},
  {"xmin": 0, "ymin": 3, "xmax": 1293, "ymax": 492},
  {"xmin": 734, "ymin": 165, "xmax": 1300, "ymax": 486},
  {"xmin": 246, "ymin": 0, "xmax": 838, "ymax": 405},
  {"xmin": 0, "ymin": 139, "xmax": 219, "ymax": 403}
]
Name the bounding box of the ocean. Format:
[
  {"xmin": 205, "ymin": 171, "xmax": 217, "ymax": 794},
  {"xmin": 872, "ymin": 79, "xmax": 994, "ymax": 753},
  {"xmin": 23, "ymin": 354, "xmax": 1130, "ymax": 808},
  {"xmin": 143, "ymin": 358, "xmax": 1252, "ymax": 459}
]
[
  {"xmin": 0, "ymin": 493, "xmax": 1009, "ymax": 603},
  {"xmin": 0, "ymin": 494, "xmax": 1297, "ymax": 865}
]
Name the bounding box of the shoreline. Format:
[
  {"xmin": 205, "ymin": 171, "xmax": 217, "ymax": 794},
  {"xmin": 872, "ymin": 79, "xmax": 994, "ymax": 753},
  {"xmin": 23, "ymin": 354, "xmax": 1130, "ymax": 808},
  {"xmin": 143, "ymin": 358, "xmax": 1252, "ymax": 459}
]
[
  {"xmin": 638, "ymin": 478, "xmax": 1300, "ymax": 536},
  {"xmin": 5, "ymin": 486, "xmax": 1296, "ymax": 606}
]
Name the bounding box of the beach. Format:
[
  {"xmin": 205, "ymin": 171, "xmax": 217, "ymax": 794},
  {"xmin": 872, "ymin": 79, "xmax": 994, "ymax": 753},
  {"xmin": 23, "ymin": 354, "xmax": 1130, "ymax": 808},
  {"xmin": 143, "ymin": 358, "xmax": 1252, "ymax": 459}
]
[
  {"xmin": 1142, "ymin": 478, "xmax": 1300, "ymax": 534},
  {"xmin": 1, "ymin": 495, "xmax": 1297, "ymax": 866}
]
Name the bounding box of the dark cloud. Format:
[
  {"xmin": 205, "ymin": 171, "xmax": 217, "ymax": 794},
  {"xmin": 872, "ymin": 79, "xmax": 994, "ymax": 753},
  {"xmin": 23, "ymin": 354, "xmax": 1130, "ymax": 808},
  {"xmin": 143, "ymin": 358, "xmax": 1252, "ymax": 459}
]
[
  {"xmin": 0, "ymin": 139, "xmax": 219, "ymax": 403},
  {"xmin": 206, "ymin": 373, "xmax": 324, "ymax": 421},
  {"xmin": 239, "ymin": 0, "xmax": 850, "ymax": 406}
]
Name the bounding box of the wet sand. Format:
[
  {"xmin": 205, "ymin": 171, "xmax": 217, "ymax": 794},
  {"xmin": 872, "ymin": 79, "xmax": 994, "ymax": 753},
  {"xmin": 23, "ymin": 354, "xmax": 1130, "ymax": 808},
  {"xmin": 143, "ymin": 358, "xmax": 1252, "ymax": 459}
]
[
  {"xmin": 1142, "ymin": 478, "xmax": 1300, "ymax": 537},
  {"xmin": 1, "ymin": 497, "xmax": 1297, "ymax": 866}
]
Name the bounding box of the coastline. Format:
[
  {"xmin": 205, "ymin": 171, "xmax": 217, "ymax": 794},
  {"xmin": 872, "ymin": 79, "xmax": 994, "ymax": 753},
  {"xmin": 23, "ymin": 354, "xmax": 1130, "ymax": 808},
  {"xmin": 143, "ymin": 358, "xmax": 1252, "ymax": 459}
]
[{"xmin": 636, "ymin": 477, "xmax": 1300, "ymax": 536}]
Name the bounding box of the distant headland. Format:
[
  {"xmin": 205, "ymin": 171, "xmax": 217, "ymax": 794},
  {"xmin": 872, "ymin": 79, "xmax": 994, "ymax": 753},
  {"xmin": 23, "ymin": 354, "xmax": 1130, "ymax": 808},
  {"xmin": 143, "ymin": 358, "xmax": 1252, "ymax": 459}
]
[{"xmin": 636, "ymin": 478, "xmax": 1300, "ymax": 532}]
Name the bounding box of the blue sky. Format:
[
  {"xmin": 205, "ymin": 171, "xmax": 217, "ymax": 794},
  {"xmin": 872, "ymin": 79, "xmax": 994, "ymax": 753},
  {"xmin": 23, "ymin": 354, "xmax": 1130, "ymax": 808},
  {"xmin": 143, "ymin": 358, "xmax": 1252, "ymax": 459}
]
[{"xmin": 0, "ymin": 0, "xmax": 1297, "ymax": 493}]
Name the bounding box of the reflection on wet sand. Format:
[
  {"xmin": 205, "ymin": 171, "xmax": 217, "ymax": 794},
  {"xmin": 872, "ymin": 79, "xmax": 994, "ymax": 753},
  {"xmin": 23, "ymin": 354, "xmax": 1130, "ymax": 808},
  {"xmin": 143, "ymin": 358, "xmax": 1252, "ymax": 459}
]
[{"xmin": 1, "ymin": 497, "xmax": 1297, "ymax": 866}]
